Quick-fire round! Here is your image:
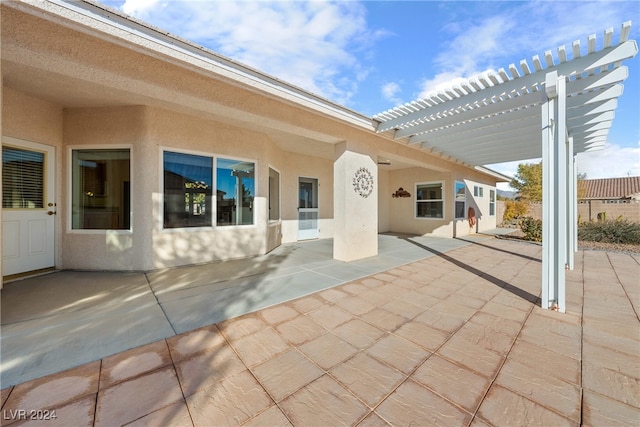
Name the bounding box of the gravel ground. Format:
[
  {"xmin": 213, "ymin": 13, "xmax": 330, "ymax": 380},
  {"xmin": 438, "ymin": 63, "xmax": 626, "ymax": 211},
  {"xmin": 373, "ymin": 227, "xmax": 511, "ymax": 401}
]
[
  {"xmin": 577, "ymin": 240, "xmax": 640, "ymax": 255},
  {"xmin": 497, "ymin": 228, "xmax": 640, "ymax": 255}
]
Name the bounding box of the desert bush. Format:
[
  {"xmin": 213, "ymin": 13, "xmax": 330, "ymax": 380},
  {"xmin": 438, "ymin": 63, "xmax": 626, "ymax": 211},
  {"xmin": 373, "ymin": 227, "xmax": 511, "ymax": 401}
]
[
  {"xmin": 578, "ymin": 219, "xmax": 640, "ymax": 244},
  {"xmin": 503, "ymin": 200, "xmax": 529, "ymax": 223},
  {"xmin": 519, "ymin": 217, "xmax": 542, "ymax": 242}
]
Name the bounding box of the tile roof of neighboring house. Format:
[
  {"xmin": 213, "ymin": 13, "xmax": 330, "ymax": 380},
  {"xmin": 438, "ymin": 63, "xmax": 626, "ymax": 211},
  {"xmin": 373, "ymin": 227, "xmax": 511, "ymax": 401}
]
[{"xmin": 580, "ymin": 176, "xmax": 640, "ymax": 199}]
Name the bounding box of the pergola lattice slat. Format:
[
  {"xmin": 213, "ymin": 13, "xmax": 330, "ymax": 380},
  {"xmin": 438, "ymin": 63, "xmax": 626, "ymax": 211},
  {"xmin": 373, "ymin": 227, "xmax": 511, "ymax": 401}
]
[{"xmin": 374, "ymin": 35, "xmax": 636, "ymax": 163}]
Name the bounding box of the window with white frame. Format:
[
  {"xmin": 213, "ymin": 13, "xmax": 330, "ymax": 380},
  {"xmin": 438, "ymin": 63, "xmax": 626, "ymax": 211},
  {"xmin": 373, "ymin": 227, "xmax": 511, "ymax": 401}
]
[
  {"xmin": 416, "ymin": 182, "xmax": 444, "ymax": 219},
  {"xmin": 163, "ymin": 151, "xmax": 213, "ymax": 228},
  {"xmin": 217, "ymin": 158, "xmax": 255, "ymax": 226},
  {"xmin": 455, "ymin": 181, "xmax": 466, "ymax": 219},
  {"xmin": 71, "ymin": 148, "xmax": 130, "ymax": 230},
  {"xmin": 3, "ymin": 146, "xmax": 44, "ymax": 209},
  {"xmin": 489, "ymin": 189, "xmax": 496, "ymax": 216},
  {"xmin": 269, "ymin": 167, "xmax": 280, "ymax": 221},
  {"xmin": 163, "ymin": 151, "xmax": 256, "ymax": 228},
  {"xmin": 474, "ymin": 185, "xmax": 484, "ymax": 197}
]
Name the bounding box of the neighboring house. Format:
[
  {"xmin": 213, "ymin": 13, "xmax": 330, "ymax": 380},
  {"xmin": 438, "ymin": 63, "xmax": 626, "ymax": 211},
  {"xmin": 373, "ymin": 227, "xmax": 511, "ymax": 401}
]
[
  {"xmin": 578, "ymin": 177, "xmax": 640, "ymax": 222},
  {"xmin": 1, "ymin": 0, "xmax": 508, "ymax": 281},
  {"xmin": 579, "ymin": 176, "xmax": 640, "ymax": 202}
]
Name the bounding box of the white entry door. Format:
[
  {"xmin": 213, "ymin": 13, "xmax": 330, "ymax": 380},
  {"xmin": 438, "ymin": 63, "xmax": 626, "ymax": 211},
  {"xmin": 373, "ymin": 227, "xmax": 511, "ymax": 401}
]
[
  {"xmin": 2, "ymin": 138, "xmax": 56, "ymax": 276},
  {"xmin": 298, "ymin": 177, "xmax": 319, "ymax": 240}
]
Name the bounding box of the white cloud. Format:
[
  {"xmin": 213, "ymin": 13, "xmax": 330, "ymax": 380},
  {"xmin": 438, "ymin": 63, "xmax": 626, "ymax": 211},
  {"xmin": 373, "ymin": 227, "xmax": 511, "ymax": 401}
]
[
  {"xmin": 418, "ymin": 1, "xmax": 638, "ymax": 99},
  {"xmin": 381, "ymin": 82, "xmax": 402, "ymax": 105},
  {"xmin": 121, "ymin": 0, "xmax": 159, "ymax": 16},
  {"xmin": 576, "ymin": 142, "xmax": 640, "ymax": 179},
  {"xmin": 116, "ymin": 0, "xmax": 381, "ymax": 105},
  {"xmin": 418, "ymin": 72, "xmax": 479, "ymax": 100}
]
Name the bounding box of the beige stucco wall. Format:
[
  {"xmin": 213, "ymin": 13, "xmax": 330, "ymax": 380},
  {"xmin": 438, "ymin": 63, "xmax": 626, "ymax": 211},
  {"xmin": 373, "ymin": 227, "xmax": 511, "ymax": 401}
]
[
  {"xmin": 276, "ymin": 150, "xmax": 334, "ymax": 244},
  {"xmin": 387, "ymin": 167, "xmax": 452, "ymax": 237},
  {"xmin": 387, "ymin": 166, "xmax": 498, "ymax": 237},
  {"xmin": 2, "ymin": 87, "xmax": 64, "ymax": 270},
  {"xmin": 147, "ymin": 107, "xmax": 273, "ymax": 269},
  {"xmin": 1, "ymin": 89, "xmax": 501, "ymax": 274},
  {"xmin": 1, "ymin": 91, "xmax": 503, "ymax": 273},
  {"xmin": 3, "ymin": 88, "xmax": 64, "ymax": 147},
  {"xmin": 461, "ymin": 178, "xmax": 498, "ymax": 234},
  {"xmin": 62, "ymin": 106, "xmax": 147, "ymax": 270},
  {"xmin": 378, "ymin": 169, "xmax": 390, "ymax": 233},
  {"xmin": 1, "ymin": 3, "xmax": 507, "ymax": 275},
  {"xmin": 58, "ymin": 105, "xmax": 340, "ymax": 270},
  {"xmin": 334, "ymin": 141, "xmax": 378, "ymax": 261}
]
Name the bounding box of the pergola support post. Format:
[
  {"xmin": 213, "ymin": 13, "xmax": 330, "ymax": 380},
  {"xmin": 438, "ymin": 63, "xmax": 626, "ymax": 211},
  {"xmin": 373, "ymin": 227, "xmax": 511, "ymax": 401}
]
[
  {"xmin": 573, "ymin": 155, "xmax": 579, "ymax": 259},
  {"xmin": 567, "ymin": 136, "xmax": 576, "ymax": 270},
  {"xmin": 542, "ymin": 71, "xmax": 567, "ymax": 313}
]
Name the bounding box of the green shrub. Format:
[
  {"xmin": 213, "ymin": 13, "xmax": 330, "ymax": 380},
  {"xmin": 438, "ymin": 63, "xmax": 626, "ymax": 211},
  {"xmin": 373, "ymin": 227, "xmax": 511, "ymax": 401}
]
[
  {"xmin": 519, "ymin": 217, "xmax": 542, "ymax": 242},
  {"xmin": 578, "ymin": 219, "xmax": 640, "ymax": 244}
]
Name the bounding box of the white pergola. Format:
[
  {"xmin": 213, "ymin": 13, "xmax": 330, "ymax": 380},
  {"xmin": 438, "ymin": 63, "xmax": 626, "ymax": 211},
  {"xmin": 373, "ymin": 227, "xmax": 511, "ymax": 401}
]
[{"xmin": 373, "ymin": 23, "xmax": 638, "ymax": 313}]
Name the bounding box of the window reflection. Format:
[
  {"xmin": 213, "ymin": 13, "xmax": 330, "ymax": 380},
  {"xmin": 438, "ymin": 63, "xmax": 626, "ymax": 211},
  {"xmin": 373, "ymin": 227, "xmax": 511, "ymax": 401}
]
[{"xmin": 163, "ymin": 151, "xmax": 212, "ymax": 228}]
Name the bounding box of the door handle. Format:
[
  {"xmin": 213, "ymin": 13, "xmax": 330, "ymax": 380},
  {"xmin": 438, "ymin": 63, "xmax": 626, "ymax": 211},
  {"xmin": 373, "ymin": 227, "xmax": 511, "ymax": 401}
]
[{"xmin": 47, "ymin": 211, "xmax": 57, "ymax": 215}]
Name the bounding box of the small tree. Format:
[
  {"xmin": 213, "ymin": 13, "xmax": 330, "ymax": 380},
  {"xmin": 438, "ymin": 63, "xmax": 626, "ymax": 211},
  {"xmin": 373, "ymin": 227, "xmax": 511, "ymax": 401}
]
[
  {"xmin": 511, "ymin": 164, "xmax": 587, "ymax": 201},
  {"xmin": 577, "ymin": 172, "xmax": 588, "ymax": 199},
  {"xmin": 510, "ymin": 162, "xmax": 542, "ymax": 201}
]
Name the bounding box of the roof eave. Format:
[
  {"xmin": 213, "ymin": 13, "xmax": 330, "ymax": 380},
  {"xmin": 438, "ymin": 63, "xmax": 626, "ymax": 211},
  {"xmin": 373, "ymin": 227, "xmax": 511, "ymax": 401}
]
[{"xmin": 10, "ymin": 0, "xmax": 375, "ymax": 130}]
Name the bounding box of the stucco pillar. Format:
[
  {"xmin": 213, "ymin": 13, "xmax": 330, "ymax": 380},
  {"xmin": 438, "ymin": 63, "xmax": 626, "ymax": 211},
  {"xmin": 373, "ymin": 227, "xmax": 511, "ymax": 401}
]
[{"xmin": 333, "ymin": 141, "xmax": 378, "ymax": 262}]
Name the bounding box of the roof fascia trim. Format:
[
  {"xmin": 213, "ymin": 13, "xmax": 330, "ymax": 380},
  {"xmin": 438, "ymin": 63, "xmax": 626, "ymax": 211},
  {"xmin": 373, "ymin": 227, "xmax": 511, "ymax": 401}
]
[{"xmin": 474, "ymin": 166, "xmax": 513, "ymax": 182}]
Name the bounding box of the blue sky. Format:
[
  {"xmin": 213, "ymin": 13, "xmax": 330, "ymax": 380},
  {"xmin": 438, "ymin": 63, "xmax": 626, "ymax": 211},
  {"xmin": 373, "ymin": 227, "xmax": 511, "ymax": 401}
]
[{"xmin": 99, "ymin": 0, "xmax": 639, "ymax": 187}]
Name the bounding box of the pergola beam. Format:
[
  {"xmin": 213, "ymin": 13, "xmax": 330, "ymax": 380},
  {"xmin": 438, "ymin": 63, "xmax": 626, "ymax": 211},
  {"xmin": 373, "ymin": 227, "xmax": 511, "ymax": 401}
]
[{"xmin": 376, "ymin": 40, "xmax": 636, "ymax": 132}]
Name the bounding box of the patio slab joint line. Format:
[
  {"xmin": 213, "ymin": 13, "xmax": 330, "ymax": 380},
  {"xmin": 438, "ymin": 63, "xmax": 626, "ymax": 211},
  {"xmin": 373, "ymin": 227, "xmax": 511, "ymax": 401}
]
[
  {"xmin": 144, "ymin": 272, "xmax": 178, "ymax": 335},
  {"xmin": 470, "ymin": 300, "xmax": 538, "ymax": 426},
  {"xmin": 606, "ymin": 252, "xmax": 640, "ymax": 322},
  {"xmin": 579, "ymin": 250, "xmax": 585, "ymax": 427},
  {"xmin": 92, "ymin": 359, "xmax": 102, "ymax": 426},
  {"xmin": 360, "ymin": 292, "xmax": 490, "ymax": 424}
]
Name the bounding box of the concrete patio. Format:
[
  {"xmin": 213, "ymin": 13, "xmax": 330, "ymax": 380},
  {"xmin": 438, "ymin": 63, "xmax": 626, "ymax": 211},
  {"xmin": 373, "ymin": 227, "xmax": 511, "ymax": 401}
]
[{"xmin": 1, "ymin": 233, "xmax": 639, "ymax": 426}]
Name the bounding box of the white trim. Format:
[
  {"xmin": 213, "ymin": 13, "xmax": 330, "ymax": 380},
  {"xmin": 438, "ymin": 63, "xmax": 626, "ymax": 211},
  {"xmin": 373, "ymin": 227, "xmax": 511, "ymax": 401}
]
[
  {"xmin": 216, "ymin": 154, "xmax": 258, "ymax": 228},
  {"xmin": 297, "ymin": 175, "xmax": 320, "ymax": 240},
  {"xmin": 268, "ymin": 165, "xmax": 282, "ymax": 223},
  {"xmin": 160, "ymin": 147, "xmax": 259, "ymax": 231},
  {"xmin": 2, "ymin": 137, "xmax": 57, "ymax": 275},
  {"xmin": 159, "ymin": 146, "xmax": 215, "ymax": 231},
  {"xmin": 489, "ymin": 189, "xmax": 496, "ymax": 216},
  {"xmin": 2, "ymin": 137, "xmax": 56, "ymax": 211},
  {"xmin": 454, "ymin": 181, "xmax": 466, "ymax": 220},
  {"xmin": 160, "ymin": 147, "xmax": 215, "ymax": 230},
  {"xmin": 415, "ymin": 180, "xmax": 445, "ymax": 220},
  {"xmin": 67, "ymin": 144, "xmax": 133, "ymax": 234}
]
